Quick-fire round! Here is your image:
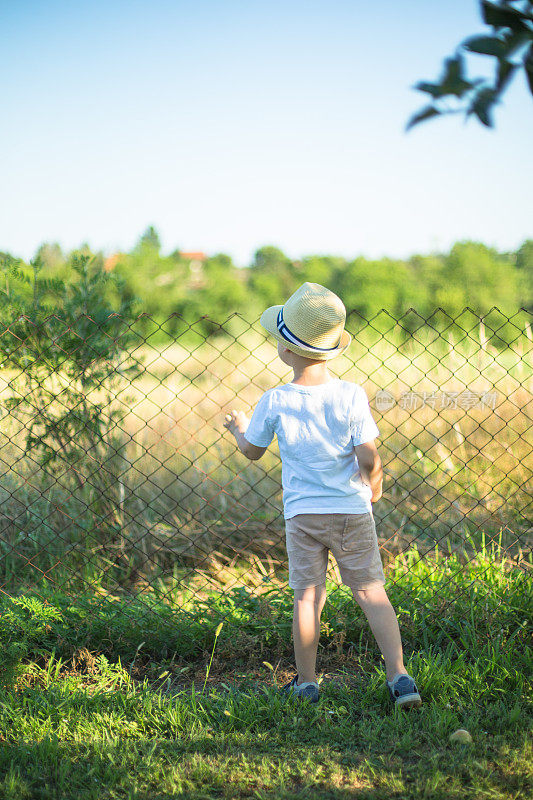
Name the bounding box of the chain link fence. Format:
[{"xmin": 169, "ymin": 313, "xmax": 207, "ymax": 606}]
[{"xmin": 0, "ymin": 307, "xmax": 531, "ymax": 654}]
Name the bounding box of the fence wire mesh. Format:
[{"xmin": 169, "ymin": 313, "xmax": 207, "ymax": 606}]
[{"xmin": 0, "ymin": 307, "xmax": 531, "ymax": 652}]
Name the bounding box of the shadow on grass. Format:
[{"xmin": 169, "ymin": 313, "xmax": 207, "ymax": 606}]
[{"xmin": 0, "ymin": 729, "xmax": 530, "ymax": 800}]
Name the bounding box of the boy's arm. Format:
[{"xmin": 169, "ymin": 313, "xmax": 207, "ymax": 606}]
[
  {"xmin": 223, "ymin": 410, "xmax": 268, "ymax": 461},
  {"xmin": 354, "ymin": 440, "xmax": 383, "ymax": 502}
]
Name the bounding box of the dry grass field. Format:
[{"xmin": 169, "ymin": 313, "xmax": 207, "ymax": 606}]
[{"xmin": 0, "ymin": 318, "xmax": 531, "ymax": 601}]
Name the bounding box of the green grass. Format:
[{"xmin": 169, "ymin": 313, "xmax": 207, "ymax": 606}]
[
  {"xmin": 0, "ymin": 662, "xmax": 530, "ymax": 799},
  {"xmin": 0, "ymin": 542, "xmax": 531, "ymax": 799}
]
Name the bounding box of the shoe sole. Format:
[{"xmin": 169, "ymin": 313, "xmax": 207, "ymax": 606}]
[{"xmin": 395, "ymin": 693, "xmax": 422, "ymax": 709}]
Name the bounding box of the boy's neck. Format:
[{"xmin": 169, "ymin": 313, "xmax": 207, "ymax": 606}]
[{"xmin": 291, "ymin": 363, "xmax": 333, "ymax": 386}]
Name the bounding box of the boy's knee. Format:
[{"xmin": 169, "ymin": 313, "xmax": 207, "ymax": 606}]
[
  {"xmin": 351, "ymin": 584, "xmax": 388, "ymax": 605},
  {"xmin": 294, "ymin": 584, "xmax": 326, "ymax": 606}
]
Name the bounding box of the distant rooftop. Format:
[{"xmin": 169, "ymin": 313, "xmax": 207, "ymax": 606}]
[
  {"xmin": 180, "ymin": 252, "xmax": 207, "ymax": 261},
  {"xmin": 104, "ymin": 253, "xmax": 122, "ymax": 272}
]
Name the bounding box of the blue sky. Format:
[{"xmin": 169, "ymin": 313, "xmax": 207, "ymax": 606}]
[{"xmin": 1, "ymin": 0, "xmax": 532, "ymax": 266}]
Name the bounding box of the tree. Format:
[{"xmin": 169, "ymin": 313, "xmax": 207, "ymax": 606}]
[
  {"xmin": 184, "ymin": 253, "xmax": 249, "ymax": 337},
  {"xmin": 0, "ymin": 252, "xmax": 142, "ymax": 565},
  {"xmin": 440, "ymin": 241, "xmax": 518, "ymax": 311},
  {"xmin": 35, "ymin": 242, "xmax": 64, "ymax": 271},
  {"xmin": 516, "ymin": 239, "xmax": 533, "ymax": 310},
  {"xmin": 248, "ymin": 246, "xmax": 299, "ymax": 309},
  {"xmin": 333, "ymin": 256, "xmax": 419, "ymax": 323},
  {"xmin": 407, "ymin": 0, "xmax": 533, "ymax": 129},
  {"xmin": 299, "ymin": 255, "xmax": 346, "ymax": 288},
  {"xmin": 136, "ymin": 225, "xmax": 161, "ymax": 251}
]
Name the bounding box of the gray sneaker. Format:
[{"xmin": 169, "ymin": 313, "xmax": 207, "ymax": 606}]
[
  {"xmin": 281, "ymin": 675, "xmax": 320, "ymax": 704},
  {"xmin": 387, "ymin": 674, "xmax": 422, "ymax": 708}
]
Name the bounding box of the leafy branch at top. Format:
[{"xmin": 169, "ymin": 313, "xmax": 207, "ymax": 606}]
[{"xmin": 407, "ymin": 0, "xmax": 533, "ymax": 130}]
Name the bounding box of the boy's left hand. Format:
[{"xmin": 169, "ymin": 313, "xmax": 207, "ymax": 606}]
[{"xmin": 223, "ymin": 409, "xmax": 250, "ymax": 436}]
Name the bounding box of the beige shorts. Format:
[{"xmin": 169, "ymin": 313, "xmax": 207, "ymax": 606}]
[{"xmin": 285, "ymin": 512, "xmax": 386, "ymax": 591}]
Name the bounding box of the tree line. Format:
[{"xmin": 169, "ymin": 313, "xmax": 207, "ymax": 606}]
[{"xmin": 1, "ymin": 226, "xmax": 531, "ymax": 347}]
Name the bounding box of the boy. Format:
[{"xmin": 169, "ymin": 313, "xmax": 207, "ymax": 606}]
[{"xmin": 223, "ymin": 282, "xmax": 421, "ymax": 708}]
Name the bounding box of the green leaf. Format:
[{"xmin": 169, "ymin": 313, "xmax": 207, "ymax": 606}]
[
  {"xmin": 440, "ymin": 56, "xmax": 474, "ymax": 97},
  {"xmin": 406, "ymin": 105, "xmax": 441, "ymax": 131},
  {"xmin": 463, "ymin": 34, "xmax": 507, "ymax": 56},
  {"xmin": 414, "ymin": 81, "xmax": 446, "ymax": 98},
  {"xmin": 525, "ymin": 43, "xmax": 533, "ymax": 95},
  {"xmin": 481, "ymin": 0, "xmax": 533, "ymax": 31},
  {"xmin": 469, "ymin": 87, "xmax": 499, "ymax": 127},
  {"xmin": 501, "ymin": 30, "xmax": 533, "ymax": 58},
  {"xmin": 442, "ymin": 56, "xmax": 464, "ymax": 85},
  {"xmin": 496, "ymin": 59, "xmax": 519, "ymax": 91}
]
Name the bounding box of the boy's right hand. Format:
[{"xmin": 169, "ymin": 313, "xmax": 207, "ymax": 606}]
[
  {"xmin": 223, "ymin": 410, "xmax": 266, "ymax": 461},
  {"xmin": 223, "ymin": 409, "xmax": 250, "ymax": 436}
]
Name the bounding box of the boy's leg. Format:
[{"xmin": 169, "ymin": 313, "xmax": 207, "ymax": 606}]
[
  {"xmin": 350, "ymin": 585, "xmax": 406, "ymax": 681},
  {"xmin": 292, "ymin": 583, "xmax": 327, "ymax": 684}
]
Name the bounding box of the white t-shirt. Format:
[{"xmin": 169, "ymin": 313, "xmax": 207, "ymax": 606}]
[{"xmin": 244, "ymin": 378, "xmax": 380, "ymax": 519}]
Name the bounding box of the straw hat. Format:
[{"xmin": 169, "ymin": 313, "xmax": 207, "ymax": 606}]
[{"xmin": 259, "ymin": 282, "xmax": 352, "ymax": 361}]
